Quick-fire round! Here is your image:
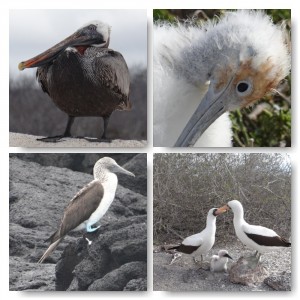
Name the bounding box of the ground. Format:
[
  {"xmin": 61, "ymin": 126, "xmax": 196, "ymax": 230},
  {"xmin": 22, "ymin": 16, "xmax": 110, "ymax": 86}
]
[
  {"xmin": 9, "ymin": 132, "xmax": 147, "ymax": 147},
  {"xmin": 153, "ymin": 244, "xmax": 291, "ymax": 291}
]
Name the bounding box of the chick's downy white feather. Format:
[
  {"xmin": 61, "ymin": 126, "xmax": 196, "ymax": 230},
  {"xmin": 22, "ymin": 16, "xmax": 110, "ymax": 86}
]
[{"xmin": 154, "ymin": 10, "xmax": 290, "ymax": 147}]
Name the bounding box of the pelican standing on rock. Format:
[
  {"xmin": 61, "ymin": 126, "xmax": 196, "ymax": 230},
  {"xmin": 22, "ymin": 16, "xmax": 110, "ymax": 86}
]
[
  {"xmin": 210, "ymin": 250, "xmax": 233, "ymax": 272},
  {"xmin": 168, "ymin": 207, "xmax": 227, "ymax": 266},
  {"xmin": 218, "ymin": 200, "xmax": 291, "ymax": 262},
  {"xmin": 19, "ymin": 21, "xmax": 131, "ymax": 142},
  {"xmin": 154, "ymin": 10, "xmax": 290, "ymax": 147},
  {"xmin": 38, "ymin": 157, "xmax": 135, "ymax": 263}
]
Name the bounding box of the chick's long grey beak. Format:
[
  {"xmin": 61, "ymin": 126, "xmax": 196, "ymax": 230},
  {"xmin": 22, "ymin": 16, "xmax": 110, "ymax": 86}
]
[{"xmin": 174, "ymin": 77, "xmax": 234, "ymax": 147}]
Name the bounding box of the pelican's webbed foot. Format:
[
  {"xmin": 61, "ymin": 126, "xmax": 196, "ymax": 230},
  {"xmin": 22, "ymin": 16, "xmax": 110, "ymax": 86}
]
[{"xmin": 37, "ymin": 135, "xmax": 69, "ymax": 142}]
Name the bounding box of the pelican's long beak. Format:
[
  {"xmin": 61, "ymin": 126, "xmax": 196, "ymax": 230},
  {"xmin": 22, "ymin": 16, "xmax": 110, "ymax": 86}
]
[
  {"xmin": 115, "ymin": 164, "xmax": 135, "ymax": 177},
  {"xmin": 174, "ymin": 77, "xmax": 234, "ymax": 147},
  {"xmin": 18, "ymin": 31, "xmax": 104, "ymax": 71},
  {"xmin": 214, "ymin": 204, "xmax": 230, "ymax": 216}
]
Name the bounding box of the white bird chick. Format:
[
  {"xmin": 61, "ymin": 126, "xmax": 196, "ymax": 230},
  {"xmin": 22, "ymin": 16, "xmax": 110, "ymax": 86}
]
[
  {"xmin": 154, "ymin": 10, "xmax": 291, "ymax": 147},
  {"xmin": 210, "ymin": 250, "xmax": 233, "ymax": 272}
]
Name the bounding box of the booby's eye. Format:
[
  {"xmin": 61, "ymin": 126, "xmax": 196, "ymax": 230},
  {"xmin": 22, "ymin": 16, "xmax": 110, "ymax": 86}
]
[{"xmin": 236, "ymin": 80, "xmax": 253, "ymax": 97}]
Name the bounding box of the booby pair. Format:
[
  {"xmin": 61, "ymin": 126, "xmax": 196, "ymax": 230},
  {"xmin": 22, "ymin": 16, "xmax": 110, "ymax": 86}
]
[
  {"xmin": 219, "ymin": 200, "xmax": 291, "ymax": 261},
  {"xmin": 210, "ymin": 250, "xmax": 233, "ymax": 272},
  {"xmin": 168, "ymin": 207, "xmax": 227, "ymax": 264},
  {"xmin": 38, "ymin": 157, "xmax": 135, "ymax": 263}
]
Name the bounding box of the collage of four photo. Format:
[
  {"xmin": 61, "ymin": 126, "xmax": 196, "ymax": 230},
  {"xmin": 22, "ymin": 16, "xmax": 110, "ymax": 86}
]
[{"xmin": 8, "ymin": 6, "xmax": 292, "ymax": 294}]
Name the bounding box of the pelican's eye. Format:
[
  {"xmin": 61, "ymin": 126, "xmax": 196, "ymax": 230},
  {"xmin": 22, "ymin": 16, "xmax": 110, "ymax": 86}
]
[
  {"xmin": 236, "ymin": 80, "xmax": 253, "ymax": 97},
  {"xmin": 88, "ymin": 25, "xmax": 97, "ymax": 31}
]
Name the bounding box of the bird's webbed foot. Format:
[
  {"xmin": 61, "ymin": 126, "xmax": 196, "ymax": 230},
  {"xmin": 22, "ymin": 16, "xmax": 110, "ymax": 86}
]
[
  {"xmin": 37, "ymin": 135, "xmax": 69, "ymax": 142},
  {"xmin": 86, "ymin": 224, "xmax": 101, "ymax": 233}
]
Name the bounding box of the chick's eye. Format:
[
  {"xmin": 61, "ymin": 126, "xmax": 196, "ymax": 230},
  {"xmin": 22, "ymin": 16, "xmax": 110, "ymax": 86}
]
[
  {"xmin": 236, "ymin": 80, "xmax": 253, "ymax": 96},
  {"xmin": 237, "ymin": 82, "xmax": 249, "ymax": 92}
]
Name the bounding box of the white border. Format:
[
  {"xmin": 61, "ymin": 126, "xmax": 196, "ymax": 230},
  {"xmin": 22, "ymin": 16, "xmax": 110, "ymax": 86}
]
[{"xmin": 1, "ymin": 0, "xmax": 299, "ymax": 299}]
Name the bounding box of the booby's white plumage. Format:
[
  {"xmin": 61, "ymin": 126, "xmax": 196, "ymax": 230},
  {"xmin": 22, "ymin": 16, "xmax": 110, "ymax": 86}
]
[
  {"xmin": 154, "ymin": 10, "xmax": 290, "ymax": 147},
  {"xmin": 219, "ymin": 200, "xmax": 291, "ymax": 256},
  {"xmin": 210, "ymin": 250, "xmax": 233, "ymax": 272},
  {"xmin": 38, "ymin": 157, "xmax": 135, "ymax": 263},
  {"xmin": 169, "ymin": 207, "xmax": 227, "ymax": 262}
]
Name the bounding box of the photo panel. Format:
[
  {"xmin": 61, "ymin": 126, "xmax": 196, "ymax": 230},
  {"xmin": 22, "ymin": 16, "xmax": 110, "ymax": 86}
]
[
  {"xmin": 9, "ymin": 9, "xmax": 147, "ymax": 147},
  {"xmin": 153, "ymin": 9, "xmax": 291, "ymax": 147},
  {"xmin": 153, "ymin": 153, "xmax": 291, "ymax": 291},
  {"xmin": 9, "ymin": 153, "xmax": 147, "ymax": 291}
]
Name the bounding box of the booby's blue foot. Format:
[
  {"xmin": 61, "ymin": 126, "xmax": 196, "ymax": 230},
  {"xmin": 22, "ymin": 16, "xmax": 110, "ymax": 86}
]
[{"xmin": 86, "ymin": 224, "xmax": 100, "ymax": 233}]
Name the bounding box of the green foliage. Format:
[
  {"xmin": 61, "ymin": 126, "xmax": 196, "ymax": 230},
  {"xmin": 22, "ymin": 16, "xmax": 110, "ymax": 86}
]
[{"xmin": 153, "ymin": 9, "xmax": 177, "ymax": 22}]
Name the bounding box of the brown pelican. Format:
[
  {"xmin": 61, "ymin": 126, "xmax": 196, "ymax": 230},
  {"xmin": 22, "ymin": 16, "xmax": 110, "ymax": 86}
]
[{"xmin": 18, "ymin": 21, "xmax": 131, "ymax": 142}]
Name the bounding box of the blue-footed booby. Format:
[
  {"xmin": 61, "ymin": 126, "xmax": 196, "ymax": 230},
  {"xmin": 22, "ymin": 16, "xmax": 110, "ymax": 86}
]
[
  {"xmin": 210, "ymin": 250, "xmax": 233, "ymax": 272},
  {"xmin": 218, "ymin": 200, "xmax": 291, "ymax": 262},
  {"xmin": 38, "ymin": 157, "xmax": 135, "ymax": 263},
  {"xmin": 18, "ymin": 21, "xmax": 131, "ymax": 142},
  {"xmin": 168, "ymin": 207, "xmax": 227, "ymax": 265}
]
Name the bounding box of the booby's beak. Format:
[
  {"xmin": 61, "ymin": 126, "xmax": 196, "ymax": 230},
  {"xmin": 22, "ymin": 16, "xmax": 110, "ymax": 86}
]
[
  {"xmin": 18, "ymin": 29, "xmax": 106, "ymax": 71},
  {"xmin": 224, "ymin": 253, "xmax": 233, "ymax": 260},
  {"xmin": 174, "ymin": 77, "xmax": 234, "ymax": 147},
  {"xmin": 213, "ymin": 205, "xmax": 230, "ymax": 216},
  {"xmin": 114, "ymin": 164, "xmax": 135, "ymax": 177}
]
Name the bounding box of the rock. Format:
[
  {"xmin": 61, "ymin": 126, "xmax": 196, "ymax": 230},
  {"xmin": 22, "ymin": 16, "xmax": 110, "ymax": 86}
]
[
  {"xmin": 124, "ymin": 278, "xmax": 147, "ymax": 291},
  {"xmin": 264, "ymin": 271, "xmax": 291, "ymax": 291},
  {"xmin": 9, "ymin": 153, "xmax": 137, "ymax": 174},
  {"xmin": 9, "ymin": 156, "xmax": 147, "ymax": 291},
  {"xmin": 57, "ymin": 215, "xmax": 147, "ymax": 291},
  {"xmin": 229, "ymin": 256, "xmax": 269, "ymax": 286},
  {"xmin": 118, "ymin": 154, "xmax": 147, "ymax": 196},
  {"xmin": 9, "ymin": 257, "xmax": 55, "ymax": 291},
  {"xmin": 87, "ymin": 262, "xmax": 147, "ymax": 291}
]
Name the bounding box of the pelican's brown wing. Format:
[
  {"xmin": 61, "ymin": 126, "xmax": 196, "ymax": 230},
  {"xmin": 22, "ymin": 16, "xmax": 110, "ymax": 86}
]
[{"xmin": 93, "ymin": 48, "xmax": 131, "ymax": 110}]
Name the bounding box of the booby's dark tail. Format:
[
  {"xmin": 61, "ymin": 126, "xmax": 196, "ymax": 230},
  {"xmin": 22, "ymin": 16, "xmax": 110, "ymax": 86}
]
[{"xmin": 38, "ymin": 237, "xmax": 62, "ymax": 263}]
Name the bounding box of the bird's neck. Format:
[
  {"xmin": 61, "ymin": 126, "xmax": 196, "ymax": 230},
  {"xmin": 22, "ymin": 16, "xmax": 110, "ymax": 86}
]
[
  {"xmin": 206, "ymin": 216, "xmax": 217, "ymax": 232},
  {"xmin": 95, "ymin": 172, "xmax": 118, "ymax": 193},
  {"xmin": 233, "ymin": 207, "xmax": 245, "ymax": 226}
]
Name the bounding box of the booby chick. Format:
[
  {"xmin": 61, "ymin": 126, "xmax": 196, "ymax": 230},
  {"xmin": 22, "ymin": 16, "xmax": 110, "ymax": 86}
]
[
  {"xmin": 218, "ymin": 200, "xmax": 291, "ymax": 262},
  {"xmin": 154, "ymin": 10, "xmax": 290, "ymax": 147},
  {"xmin": 168, "ymin": 207, "xmax": 227, "ymax": 265},
  {"xmin": 210, "ymin": 250, "xmax": 233, "ymax": 272},
  {"xmin": 38, "ymin": 157, "xmax": 135, "ymax": 263}
]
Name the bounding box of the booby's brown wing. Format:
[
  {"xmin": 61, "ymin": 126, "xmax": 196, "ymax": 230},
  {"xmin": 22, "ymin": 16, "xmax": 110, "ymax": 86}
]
[
  {"xmin": 245, "ymin": 233, "xmax": 291, "ymax": 247},
  {"xmin": 47, "ymin": 179, "xmax": 104, "ymax": 243},
  {"xmin": 168, "ymin": 244, "xmax": 200, "ymax": 254}
]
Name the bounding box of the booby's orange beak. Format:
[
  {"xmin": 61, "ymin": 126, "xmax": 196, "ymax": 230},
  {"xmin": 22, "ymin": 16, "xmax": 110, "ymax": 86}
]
[{"xmin": 214, "ymin": 204, "xmax": 230, "ymax": 215}]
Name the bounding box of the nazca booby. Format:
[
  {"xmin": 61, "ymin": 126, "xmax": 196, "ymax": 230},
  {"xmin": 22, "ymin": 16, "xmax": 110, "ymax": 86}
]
[
  {"xmin": 219, "ymin": 200, "xmax": 291, "ymax": 261},
  {"xmin": 38, "ymin": 157, "xmax": 135, "ymax": 263},
  {"xmin": 210, "ymin": 250, "xmax": 233, "ymax": 272},
  {"xmin": 168, "ymin": 207, "xmax": 227, "ymax": 264}
]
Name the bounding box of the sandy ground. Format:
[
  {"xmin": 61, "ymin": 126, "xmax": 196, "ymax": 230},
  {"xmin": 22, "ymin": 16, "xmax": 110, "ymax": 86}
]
[
  {"xmin": 9, "ymin": 132, "xmax": 147, "ymax": 148},
  {"xmin": 153, "ymin": 244, "xmax": 291, "ymax": 291}
]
